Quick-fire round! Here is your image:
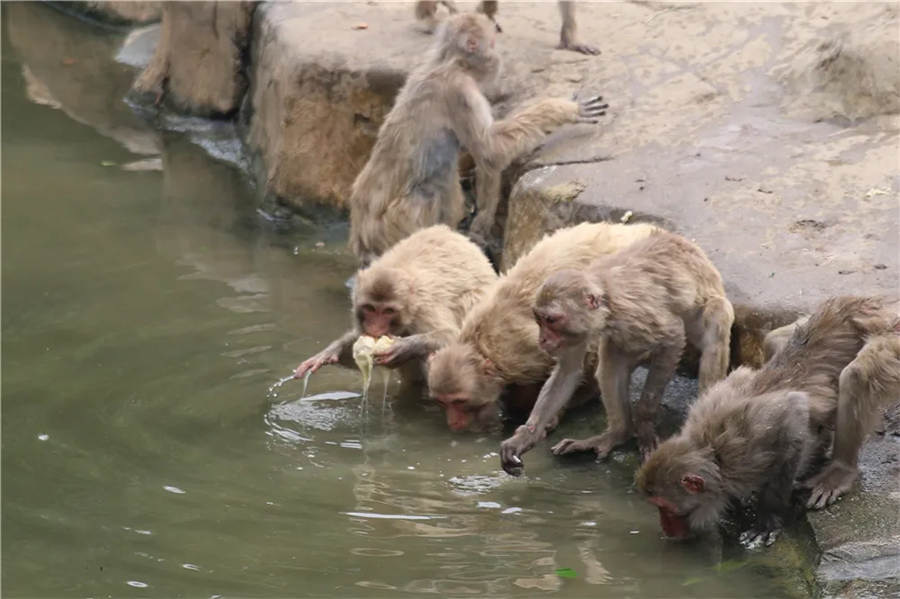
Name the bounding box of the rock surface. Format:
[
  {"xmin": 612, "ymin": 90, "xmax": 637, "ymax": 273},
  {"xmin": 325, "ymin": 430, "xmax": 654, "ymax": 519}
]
[{"xmin": 129, "ymin": 1, "xmax": 256, "ymax": 118}]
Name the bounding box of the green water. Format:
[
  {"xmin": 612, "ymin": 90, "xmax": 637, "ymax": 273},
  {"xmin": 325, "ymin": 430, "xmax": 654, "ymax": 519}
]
[{"xmin": 2, "ymin": 4, "xmax": 809, "ymax": 598}]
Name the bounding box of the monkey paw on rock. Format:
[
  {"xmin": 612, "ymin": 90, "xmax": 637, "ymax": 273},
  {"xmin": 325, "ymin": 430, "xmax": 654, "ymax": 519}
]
[
  {"xmin": 551, "ymin": 432, "xmax": 622, "ymax": 461},
  {"xmin": 574, "ymin": 94, "xmax": 609, "ymax": 124},
  {"xmin": 804, "ymin": 461, "xmax": 859, "ymax": 509}
]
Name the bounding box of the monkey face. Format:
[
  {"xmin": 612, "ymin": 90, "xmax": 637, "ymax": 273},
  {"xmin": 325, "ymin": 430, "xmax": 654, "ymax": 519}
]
[
  {"xmin": 648, "ymin": 496, "xmax": 693, "ymax": 539},
  {"xmin": 356, "ymin": 302, "xmax": 404, "ymax": 338},
  {"xmin": 428, "ymin": 345, "xmax": 504, "ymax": 431},
  {"xmin": 534, "ymin": 306, "xmax": 585, "ymax": 356}
]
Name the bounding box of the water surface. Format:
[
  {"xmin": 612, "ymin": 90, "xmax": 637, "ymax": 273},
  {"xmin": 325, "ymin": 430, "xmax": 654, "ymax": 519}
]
[{"xmin": 2, "ymin": 5, "xmax": 808, "ymax": 598}]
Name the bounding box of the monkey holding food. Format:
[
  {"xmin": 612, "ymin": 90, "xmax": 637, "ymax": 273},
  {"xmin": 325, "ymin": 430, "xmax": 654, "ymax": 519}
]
[
  {"xmin": 415, "ymin": 1, "xmax": 600, "ymax": 55},
  {"xmin": 499, "ymin": 229, "xmax": 734, "ymax": 475},
  {"xmin": 636, "ymin": 296, "xmax": 900, "ymax": 548},
  {"xmin": 427, "ymin": 221, "xmax": 661, "ymax": 433},
  {"xmin": 348, "ymin": 12, "xmax": 609, "ymax": 266},
  {"xmin": 294, "ymin": 225, "xmax": 497, "ymax": 389}
]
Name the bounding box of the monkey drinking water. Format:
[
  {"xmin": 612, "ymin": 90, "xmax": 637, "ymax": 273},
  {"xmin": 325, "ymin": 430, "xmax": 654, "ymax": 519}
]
[
  {"xmin": 635, "ymin": 296, "xmax": 900, "ymax": 547},
  {"xmin": 500, "ymin": 230, "xmax": 734, "ymax": 475},
  {"xmin": 348, "ymin": 12, "xmax": 609, "ymax": 265},
  {"xmin": 294, "ymin": 225, "xmax": 497, "ymax": 391}
]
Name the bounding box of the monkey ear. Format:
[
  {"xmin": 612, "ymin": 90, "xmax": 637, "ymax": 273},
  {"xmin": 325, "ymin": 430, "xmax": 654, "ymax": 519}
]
[
  {"xmin": 482, "ymin": 358, "xmax": 497, "ymax": 378},
  {"xmin": 679, "ymin": 474, "xmax": 705, "ymax": 494},
  {"xmin": 585, "ymin": 293, "xmax": 601, "ymax": 311}
]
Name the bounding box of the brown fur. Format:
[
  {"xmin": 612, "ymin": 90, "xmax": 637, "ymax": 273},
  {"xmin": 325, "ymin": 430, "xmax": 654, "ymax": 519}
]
[
  {"xmin": 415, "ymin": 1, "xmax": 600, "ymax": 55},
  {"xmin": 348, "ymin": 12, "xmax": 608, "ymax": 265},
  {"xmin": 294, "ymin": 225, "xmax": 497, "ymax": 386},
  {"xmin": 635, "ymin": 296, "xmax": 900, "ymax": 547},
  {"xmin": 427, "ymin": 221, "xmax": 661, "ymax": 432},
  {"xmin": 514, "ymin": 230, "xmax": 734, "ymax": 471}
]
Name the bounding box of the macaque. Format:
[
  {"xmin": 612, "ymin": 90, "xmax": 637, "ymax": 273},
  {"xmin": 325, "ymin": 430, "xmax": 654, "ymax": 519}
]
[
  {"xmin": 415, "ymin": 1, "xmax": 600, "ymax": 55},
  {"xmin": 636, "ymin": 296, "xmax": 900, "ymax": 547},
  {"xmin": 427, "ymin": 221, "xmax": 661, "ymax": 432},
  {"xmin": 762, "ymin": 315, "xmax": 810, "ymax": 363},
  {"xmin": 348, "ymin": 12, "xmax": 609, "ymax": 266},
  {"xmin": 294, "ymin": 225, "xmax": 497, "ymax": 387},
  {"xmin": 501, "ymin": 230, "xmax": 734, "ymax": 475}
]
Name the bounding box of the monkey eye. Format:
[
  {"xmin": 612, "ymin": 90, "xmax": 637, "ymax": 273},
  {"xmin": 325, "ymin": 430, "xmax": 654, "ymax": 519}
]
[
  {"xmin": 383, "ymin": 307, "xmax": 396, "ymax": 315},
  {"xmin": 363, "ymin": 305, "xmax": 375, "ymax": 313},
  {"xmin": 544, "ymin": 315, "xmax": 557, "ymax": 325}
]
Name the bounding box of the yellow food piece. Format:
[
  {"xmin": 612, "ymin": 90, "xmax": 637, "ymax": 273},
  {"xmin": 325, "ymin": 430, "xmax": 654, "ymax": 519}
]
[{"xmin": 352, "ymin": 335, "xmax": 395, "ymax": 396}]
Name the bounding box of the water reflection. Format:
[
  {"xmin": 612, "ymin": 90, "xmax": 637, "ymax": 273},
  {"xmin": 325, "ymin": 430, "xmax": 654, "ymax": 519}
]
[{"xmin": 1, "ymin": 4, "xmax": 809, "ymax": 599}]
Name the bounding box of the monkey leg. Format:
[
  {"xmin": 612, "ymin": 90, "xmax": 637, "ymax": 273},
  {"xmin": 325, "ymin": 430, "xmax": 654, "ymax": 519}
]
[
  {"xmin": 635, "ymin": 328, "xmax": 685, "ymax": 462},
  {"xmin": 697, "ymin": 296, "xmax": 735, "ymax": 395},
  {"xmin": 557, "ymin": 1, "xmax": 600, "ymax": 55},
  {"xmin": 806, "ymin": 333, "xmax": 900, "ymax": 509},
  {"xmin": 551, "ymin": 345, "xmax": 633, "ymax": 461}
]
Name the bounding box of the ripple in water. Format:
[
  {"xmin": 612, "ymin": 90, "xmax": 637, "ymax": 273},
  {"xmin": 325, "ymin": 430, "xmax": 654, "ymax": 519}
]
[{"xmin": 127, "ymin": 581, "xmax": 148, "ymax": 588}]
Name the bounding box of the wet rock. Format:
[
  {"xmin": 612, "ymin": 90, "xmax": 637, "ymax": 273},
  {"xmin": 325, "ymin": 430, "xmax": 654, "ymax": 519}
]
[
  {"xmin": 129, "ymin": 1, "xmax": 256, "ymax": 118},
  {"xmin": 808, "ymin": 414, "xmax": 900, "ymax": 598}
]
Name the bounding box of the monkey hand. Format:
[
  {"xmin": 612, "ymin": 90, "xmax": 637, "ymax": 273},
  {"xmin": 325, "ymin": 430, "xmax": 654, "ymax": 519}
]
[
  {"xmin": 804, "ymin": 461, "xmax": 859, "ymax": 509},
  {"xmin": 572, "ymin": 94, "xmax": 609, "ymax": 124},
  {"xmin": 739, "ymin": 519, "xmax": 783, "ymax": 550},
  {"xmin": 294, "ymin": 348, "xmax": 339, "ymax": 378},
  {"xmin": 373, "ymin": 337, "xmax": 415, "ymax": 369},
  {"xmin": 500, "ymin": 425, "xmax": 543, "ymax": 476}
]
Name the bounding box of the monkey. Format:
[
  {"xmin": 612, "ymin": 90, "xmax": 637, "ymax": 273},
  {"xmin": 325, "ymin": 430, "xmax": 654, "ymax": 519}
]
[
  {"xmin": 427, "ymin": 221, "xmax": 662, "ymax": 432},
  {"xmin": 500, "ymin": 229, "xmax": 734, "ymax": 475},
  {"xmin": 294, "ymin": 225, "xmax": 498, "ymax": 388},
  {"xmin": 348, "ymin": 12, "xmax": 609, "ymax": 266},
  {"xmin": 635, "ymin": 296, "xmax": 900, "ymax": 548},
  {"xmin": 414, "ymin": 1, "xmax": 600, "ymax": 55},
  {"xmin": 762, "ymin": 315, "xmax": 810, "ymax": 363}
]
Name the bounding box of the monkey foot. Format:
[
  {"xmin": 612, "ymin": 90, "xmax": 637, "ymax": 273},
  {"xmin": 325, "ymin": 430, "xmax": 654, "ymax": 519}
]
[
  {"xmin": 739, "ymin": 528, "xmax": 781, "ymax": 550},
  {"xmin": 551, "ymin": 431, "xmax": 627, "ymax": 461},
  {"xmin": 557, "ymin": 41, "xmax": 601, "ymax": 56},
  {"xmin": 636, "ymin": 424, "xmax": 659, "ymax": 462},
  {"xmin": 804, "ymin": 462, "xmax": 859, "ymax": 509}
]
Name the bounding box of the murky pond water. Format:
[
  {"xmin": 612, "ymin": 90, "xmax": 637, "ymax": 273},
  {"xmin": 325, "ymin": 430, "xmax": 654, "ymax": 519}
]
[{"xmin": 2, "ymin": 4, "xmax": 810, "ymax": 598}]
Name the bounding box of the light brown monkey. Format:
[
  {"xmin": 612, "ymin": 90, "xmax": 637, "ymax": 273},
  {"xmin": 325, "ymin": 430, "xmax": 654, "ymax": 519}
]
[
  {"xmin": 415, "ymin": 1, "xmax": 600, "ymax": 55},
  {"xmin": 635, "ymin": 296, "xmax": 900, "ymax": 548},
  {"xmin": 415, "ymin": 0, "xmax": 459, "ymax": 32},
  {"xmin": 427, "ymin": 221, "xmax": 661, "ymax": 432},
  {"xmin": 762, "ymin": 315, "xmax": 810, "ymax": 363},
  {"xmin": 501, "ymin": 230, "xmax": 734, "ymax": 474},
  {"xmin": 348, "ymin": 12, "xmax": 609, "ymax": 266},
  {"xmin": 294, "ymin": 225, "xmax": 497, "ymax": 386}
]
